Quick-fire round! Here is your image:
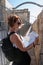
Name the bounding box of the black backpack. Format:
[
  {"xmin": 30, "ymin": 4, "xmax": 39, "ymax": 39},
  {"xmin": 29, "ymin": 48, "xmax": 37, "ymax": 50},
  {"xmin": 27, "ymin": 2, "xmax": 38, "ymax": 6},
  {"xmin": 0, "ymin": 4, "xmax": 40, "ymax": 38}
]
[
  {"xmin": 1, "ymin": 32, "xmax": 16, "ymax": 61},
  {"xmin": 1, "ymin": 32, "xmax": 31, "ymax": 64},
  {"xmin": 1, "ymin": 32, "xmax": 24, "ymax": 62}
]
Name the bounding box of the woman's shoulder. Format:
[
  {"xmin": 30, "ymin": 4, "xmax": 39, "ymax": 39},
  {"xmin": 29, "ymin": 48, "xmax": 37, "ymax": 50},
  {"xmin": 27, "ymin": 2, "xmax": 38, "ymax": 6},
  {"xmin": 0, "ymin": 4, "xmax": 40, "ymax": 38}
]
[
  {"xmin": 10, "ymin": 32, "xmax": 20, "ymax": 43},
  {"xmin": 10, "ymin": 32, "xmax": 19, "ymax": 38}
]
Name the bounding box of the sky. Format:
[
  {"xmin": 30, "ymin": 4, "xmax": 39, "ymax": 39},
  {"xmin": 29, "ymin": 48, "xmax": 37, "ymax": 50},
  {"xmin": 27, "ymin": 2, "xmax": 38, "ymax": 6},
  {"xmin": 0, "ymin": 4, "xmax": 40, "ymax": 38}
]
[{"xmin": 5, "ymin": 0, "xmax": 43, "ymax": 24}]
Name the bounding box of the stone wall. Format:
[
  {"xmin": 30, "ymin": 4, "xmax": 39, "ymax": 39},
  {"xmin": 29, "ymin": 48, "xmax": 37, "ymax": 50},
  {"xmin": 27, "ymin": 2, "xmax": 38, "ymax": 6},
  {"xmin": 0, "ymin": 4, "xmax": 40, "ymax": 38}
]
[
  {"xmin": 0, "ymin": 0, "xmax": 6, "ymax": 30},
  {"xmin": 0, "ymin": 0, "xmax": 5, "ymax": 22},
  {"xmin": 32, "ymin": 10, "xmax": 43, "ymax": 65}
]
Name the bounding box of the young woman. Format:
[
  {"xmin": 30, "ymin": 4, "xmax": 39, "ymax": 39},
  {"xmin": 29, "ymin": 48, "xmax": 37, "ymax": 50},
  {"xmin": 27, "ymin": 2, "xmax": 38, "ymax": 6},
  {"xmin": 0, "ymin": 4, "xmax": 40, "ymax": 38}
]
[{"xmin": 8, "ymin": 14, "xmax": 35, "ymax": 65}]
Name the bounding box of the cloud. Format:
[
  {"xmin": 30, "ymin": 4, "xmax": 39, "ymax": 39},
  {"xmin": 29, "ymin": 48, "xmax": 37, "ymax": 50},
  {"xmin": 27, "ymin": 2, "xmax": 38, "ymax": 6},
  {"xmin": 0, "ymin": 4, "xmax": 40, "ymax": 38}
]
[
  {"xmin": 29, "ymin": 6, "xmax": 42, "ymax": 24},
  {"xmin": 5, "ymin": 0, "xmax": 13, "ymax": 9}
]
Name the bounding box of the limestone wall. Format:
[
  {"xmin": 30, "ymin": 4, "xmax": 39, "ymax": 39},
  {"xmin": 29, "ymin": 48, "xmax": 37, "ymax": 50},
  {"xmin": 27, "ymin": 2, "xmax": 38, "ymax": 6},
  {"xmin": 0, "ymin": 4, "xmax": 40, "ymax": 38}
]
[{"xmin": 32, "ymin": 10, "xmax": 43, "ymax": 65}]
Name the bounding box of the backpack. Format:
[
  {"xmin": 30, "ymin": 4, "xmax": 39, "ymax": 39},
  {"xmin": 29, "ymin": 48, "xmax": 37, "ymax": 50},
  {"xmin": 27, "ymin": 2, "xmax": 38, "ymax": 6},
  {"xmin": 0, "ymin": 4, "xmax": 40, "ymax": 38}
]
[
  {"xmin": 1, "ymin": 32, "xmax": 31, "ymax": 63},
  {"xmin": 1, "ymin": 32, "xmax": 17, "ymax": 61},
  {"xmin": 1, "ymin": 32, "xmax": 27, "ymax": 62}
]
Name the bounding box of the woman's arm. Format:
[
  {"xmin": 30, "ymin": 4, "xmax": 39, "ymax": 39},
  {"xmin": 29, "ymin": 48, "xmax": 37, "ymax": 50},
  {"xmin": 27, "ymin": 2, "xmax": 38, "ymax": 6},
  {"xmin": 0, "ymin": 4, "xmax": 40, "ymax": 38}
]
[{"xmin": 10, "ymin": 33, "xmax": 34, "ymax": 52}]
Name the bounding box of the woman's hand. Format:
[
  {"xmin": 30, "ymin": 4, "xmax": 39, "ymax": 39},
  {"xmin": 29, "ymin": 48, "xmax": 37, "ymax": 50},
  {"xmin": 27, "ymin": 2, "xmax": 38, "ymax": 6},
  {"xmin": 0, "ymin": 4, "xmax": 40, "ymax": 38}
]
[{"xmin": 33, "ymin": 37, "xmax": 39, "ymax": 47}]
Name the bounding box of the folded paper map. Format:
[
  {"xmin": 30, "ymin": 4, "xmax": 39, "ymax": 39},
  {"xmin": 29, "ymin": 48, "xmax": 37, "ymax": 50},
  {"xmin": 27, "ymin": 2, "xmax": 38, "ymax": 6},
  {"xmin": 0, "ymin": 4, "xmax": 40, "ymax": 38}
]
[{"xmin": 21, "ymin": 31, "xmax": 39, "ymax": 47}]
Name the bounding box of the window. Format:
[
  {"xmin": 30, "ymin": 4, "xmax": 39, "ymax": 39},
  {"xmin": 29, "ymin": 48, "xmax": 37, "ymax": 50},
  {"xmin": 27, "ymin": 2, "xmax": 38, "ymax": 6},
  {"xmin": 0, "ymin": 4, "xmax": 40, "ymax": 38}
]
[
  {"xmin": 0, "ymin": 0, "xmax": 1, "ymax": 2},
  {"xmin": 0, "ymin": 22, "xmax": 1, "ymax": 26}
]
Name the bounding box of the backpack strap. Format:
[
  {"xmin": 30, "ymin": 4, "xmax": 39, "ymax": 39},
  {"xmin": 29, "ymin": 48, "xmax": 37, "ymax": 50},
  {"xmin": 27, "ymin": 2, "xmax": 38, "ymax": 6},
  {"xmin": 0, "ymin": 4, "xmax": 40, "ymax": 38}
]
[{"xmin": 8, "ymin": 32, "xmax": 15, "ymax": 36}]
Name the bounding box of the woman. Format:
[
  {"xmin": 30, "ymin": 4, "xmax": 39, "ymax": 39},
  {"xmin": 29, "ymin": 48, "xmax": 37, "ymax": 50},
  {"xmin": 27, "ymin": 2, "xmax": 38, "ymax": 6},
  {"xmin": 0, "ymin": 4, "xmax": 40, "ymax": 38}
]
[{"xmin": 8, "ymin": 14, "xmax": 34, "ymax": 65}]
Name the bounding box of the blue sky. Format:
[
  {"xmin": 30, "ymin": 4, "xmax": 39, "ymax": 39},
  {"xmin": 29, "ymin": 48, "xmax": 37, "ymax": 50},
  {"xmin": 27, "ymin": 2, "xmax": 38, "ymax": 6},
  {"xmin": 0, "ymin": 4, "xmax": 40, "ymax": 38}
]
[{"xmin": 6, "ymin": 0, "xmax": 43, "ymax": 24}]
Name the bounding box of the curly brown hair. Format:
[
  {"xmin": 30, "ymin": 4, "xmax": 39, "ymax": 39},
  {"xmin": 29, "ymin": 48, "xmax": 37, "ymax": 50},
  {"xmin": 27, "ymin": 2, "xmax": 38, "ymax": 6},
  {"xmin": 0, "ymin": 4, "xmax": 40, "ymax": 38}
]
[{"xmin": 8, "ymin": 14, "xmax": 21, "ymax": 27}]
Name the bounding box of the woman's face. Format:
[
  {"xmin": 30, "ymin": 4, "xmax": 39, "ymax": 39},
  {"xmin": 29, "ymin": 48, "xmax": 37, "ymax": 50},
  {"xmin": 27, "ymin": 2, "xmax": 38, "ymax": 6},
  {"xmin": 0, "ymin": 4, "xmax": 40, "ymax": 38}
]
[{"xmin": 12, "ymin": 19, "xmax": 21, "ymax": 31}]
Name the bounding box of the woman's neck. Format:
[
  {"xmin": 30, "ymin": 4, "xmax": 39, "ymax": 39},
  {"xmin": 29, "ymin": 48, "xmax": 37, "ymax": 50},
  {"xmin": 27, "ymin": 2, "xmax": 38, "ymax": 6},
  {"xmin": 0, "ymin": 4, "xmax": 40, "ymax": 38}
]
[{"xmin": 9, "ymin": 27, "xmax": 16, "ymax": 32}]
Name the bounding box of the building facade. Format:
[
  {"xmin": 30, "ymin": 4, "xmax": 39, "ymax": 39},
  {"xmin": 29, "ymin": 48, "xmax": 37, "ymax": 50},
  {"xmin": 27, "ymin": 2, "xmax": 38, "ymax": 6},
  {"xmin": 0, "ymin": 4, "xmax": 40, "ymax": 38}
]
[
  {"xmin": 0, "ymin": 0, "xmax": 7, "ymax": 39},
  {"xmin": 0, "ymin": 0, "xmax": 5, "ymax": 22}
]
